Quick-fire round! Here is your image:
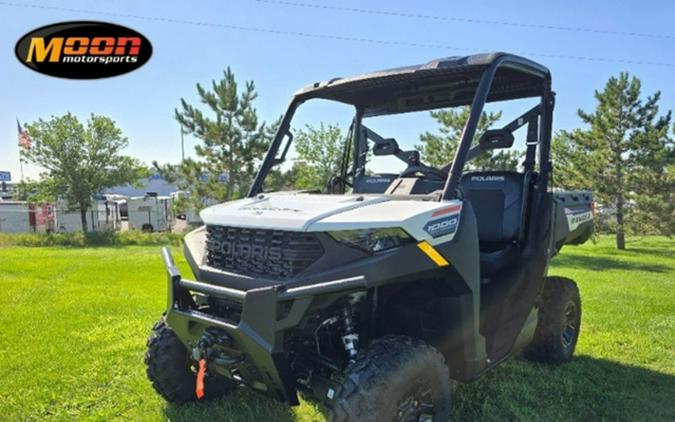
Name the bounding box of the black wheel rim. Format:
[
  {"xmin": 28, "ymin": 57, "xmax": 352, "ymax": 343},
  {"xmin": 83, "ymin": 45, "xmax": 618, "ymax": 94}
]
[
  {"xmin": 561, "ymin": 301, "xmax": 577, "ymax": 348},
  {"xmin": 395, "ymin": 383, "xmax": 434, "ymax": 422}
]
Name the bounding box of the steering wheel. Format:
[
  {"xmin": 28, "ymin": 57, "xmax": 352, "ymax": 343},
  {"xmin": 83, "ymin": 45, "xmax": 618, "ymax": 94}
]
[{"xmin": 399, "ymin": 165, "xmax": 448, "ymax": 181}]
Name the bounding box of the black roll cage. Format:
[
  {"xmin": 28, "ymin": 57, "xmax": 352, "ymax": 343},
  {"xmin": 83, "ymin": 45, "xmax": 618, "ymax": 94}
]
[{"xmin": 247, "ymin": 53, "xmax": 554, "ymax": 200}]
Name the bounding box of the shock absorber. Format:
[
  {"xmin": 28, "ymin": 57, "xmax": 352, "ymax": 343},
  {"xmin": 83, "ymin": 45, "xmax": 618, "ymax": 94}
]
[
  {"xmin": 341, "ymin": 292, "xmax": 366, "ymax": 362},
  {"xmin": 341, "ymin": 307, "xmax": 359, "ymax": 362}
]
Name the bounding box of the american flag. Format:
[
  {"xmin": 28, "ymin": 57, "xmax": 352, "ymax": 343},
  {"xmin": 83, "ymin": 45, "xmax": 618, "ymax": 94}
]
[{"xmin": 16, "ymin": 119, "xmax": 32, "ymax": 151}]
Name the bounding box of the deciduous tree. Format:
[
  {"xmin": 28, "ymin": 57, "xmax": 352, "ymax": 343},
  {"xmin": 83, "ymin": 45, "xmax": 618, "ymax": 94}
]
[
  {"xmin": 292, "ymin": 123, "xmax": 345, "ymax": 191},
  {"xmin": 23, "ymin": 113, "xmax": 147, "ymax": 232}
]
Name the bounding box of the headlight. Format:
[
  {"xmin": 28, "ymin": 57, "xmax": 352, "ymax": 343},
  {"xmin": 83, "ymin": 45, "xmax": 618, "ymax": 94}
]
[{"xmin": 328, "ymin": 228, "xmax": 414, "ymax": 253}]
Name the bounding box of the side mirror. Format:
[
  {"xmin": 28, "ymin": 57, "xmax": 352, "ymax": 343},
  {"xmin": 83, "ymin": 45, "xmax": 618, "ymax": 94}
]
[
  {"xmin": 479, "ymin": 129, "xmax": 514, "ymax": 149},
  {"xmin": 373, "ymin": 138, "xmax": 399, "ymax": 156}
]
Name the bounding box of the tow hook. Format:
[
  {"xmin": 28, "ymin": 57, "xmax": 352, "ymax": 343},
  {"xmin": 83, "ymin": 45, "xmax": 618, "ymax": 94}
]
[
  {"xmin": 191, "ymin": 328, "xmax": 236, "ymax": 399},
  {"xmin": 195, "ymin": 358, "xmax": 207, "ymax": 399}
]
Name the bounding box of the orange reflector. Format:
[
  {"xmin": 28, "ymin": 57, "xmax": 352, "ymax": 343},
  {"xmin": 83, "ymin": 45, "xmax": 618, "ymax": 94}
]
[
  {"xmin": 417, "ymin": 241, "xmax": 450, "ymax": 267},
  {"xmin": 196, "ymin": 358, "xmax": 206, "ymax": 399}
]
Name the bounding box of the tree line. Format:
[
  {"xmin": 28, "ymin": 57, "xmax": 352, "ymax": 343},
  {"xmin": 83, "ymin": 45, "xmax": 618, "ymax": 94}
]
[{"xmin": 18, "ymin": 68, "xmax": 673, "ymax": 249}]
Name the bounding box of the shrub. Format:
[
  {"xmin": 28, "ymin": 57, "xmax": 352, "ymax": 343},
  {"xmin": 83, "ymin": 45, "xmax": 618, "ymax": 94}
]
[{"xmin": 0, "ymin": 230, "xmax": 186, "ymax": 247}]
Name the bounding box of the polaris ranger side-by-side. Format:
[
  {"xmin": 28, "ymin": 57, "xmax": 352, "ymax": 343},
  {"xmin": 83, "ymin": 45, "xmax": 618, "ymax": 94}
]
[{"xmin": 145, "ymin": 52, "xmax": 593, "ymax": 421}]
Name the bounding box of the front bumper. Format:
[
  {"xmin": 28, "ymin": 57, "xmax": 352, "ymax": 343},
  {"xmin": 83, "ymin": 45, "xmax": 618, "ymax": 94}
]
[{"xmin": 160, "ymin": 247, "xmax": 367, "ymax": 404}]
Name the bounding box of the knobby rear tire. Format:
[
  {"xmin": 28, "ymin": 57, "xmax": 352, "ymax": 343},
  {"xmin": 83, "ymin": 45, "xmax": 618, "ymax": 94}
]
[{"xmin": 523, "ymin": 276, "xmax": 582, "ymax": 364}]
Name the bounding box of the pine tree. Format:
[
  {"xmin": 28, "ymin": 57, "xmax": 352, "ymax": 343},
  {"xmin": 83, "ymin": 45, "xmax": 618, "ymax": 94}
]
[
  {"xmin": 553, "ymin": 73, "xmax": 674, "ymax": 249},
  {"xmin": 417, "ymin": 106, "xmax": 522, "ymax": 171},
  {"xmin": 157, "ymin": 68, "xmax": 274, "ymax": 211}
]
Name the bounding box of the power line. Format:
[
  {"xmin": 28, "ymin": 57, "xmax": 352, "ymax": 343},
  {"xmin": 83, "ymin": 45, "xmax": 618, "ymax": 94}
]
[
  {"xmin": 254, "ymin": 0, "xmax": 675, "ymax": 41},
  {"xmin": 2, "ymin": 1, "xmax": 673, "ymax": 68}
]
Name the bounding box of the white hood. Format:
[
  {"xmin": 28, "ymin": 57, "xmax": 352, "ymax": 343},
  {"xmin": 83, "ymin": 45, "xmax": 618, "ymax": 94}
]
[
  {"xmin": 199, "ymin": 193, "xmax": 389, "ymax": 231},
  {"xmin": 200, "ymin": 192, "xmax": 464, "ymax": 244}
]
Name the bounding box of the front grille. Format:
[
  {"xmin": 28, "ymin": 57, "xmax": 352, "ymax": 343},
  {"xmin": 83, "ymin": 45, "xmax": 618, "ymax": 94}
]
[{"xmin": 206, "ymin": 225, "xmax": 324, "ymax": 278}]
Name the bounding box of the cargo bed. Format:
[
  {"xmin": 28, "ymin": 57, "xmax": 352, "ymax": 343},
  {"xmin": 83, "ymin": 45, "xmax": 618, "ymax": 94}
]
[{"xmin": 551, "ymin": 190, "xmax": 594, "ymax": 254}]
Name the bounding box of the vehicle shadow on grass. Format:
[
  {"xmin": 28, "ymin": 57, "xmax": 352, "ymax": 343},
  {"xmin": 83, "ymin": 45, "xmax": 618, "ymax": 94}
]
[
  {"xmin": 163, "ymin": 388, "xmax": 327, "ymax": 422},
  {"xmin": 553, "ymin": 253, "xmax": 670, "ymax": 273},
  {"xmin": 162, "ymin": 356, "xmax": 675, "ymax": 421},
  {"xmin": 452, "ymin": 355, "xmax": 675, "ymax": 421},
  {"xmin": 624, "ymin": 246, "xmax": 675, "ymax": 260}
]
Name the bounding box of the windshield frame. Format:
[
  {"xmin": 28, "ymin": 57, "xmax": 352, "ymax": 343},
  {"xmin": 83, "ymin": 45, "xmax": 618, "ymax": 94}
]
[{"xmin": 247, "ymin": 55, "xmax": 553, "ymax": 200}]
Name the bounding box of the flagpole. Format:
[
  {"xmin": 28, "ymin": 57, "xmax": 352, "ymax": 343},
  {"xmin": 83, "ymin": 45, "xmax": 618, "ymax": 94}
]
[{"xmin": 16, "ymin": 117, "xmax": 25, "ymax": 181}]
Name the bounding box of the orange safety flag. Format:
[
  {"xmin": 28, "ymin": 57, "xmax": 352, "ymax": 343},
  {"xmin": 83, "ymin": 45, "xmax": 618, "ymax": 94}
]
[{"xmin": 196, "ymin": 359, "xmax": 207, "ymax": 399}]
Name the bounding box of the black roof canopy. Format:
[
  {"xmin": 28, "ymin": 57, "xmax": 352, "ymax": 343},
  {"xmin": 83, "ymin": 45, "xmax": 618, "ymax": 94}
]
[{"xmin": 294, "ymin": 52, "xmax": 551, "ymax": 117}]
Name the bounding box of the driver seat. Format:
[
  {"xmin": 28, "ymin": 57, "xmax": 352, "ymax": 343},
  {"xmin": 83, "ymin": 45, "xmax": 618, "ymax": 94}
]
[{"xmin": 459, "ymin": 171, "xmax": 532, "ymax": 278}]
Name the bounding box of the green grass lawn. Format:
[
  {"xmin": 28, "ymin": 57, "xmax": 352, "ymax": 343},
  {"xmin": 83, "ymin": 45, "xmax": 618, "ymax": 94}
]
[{"xmin": 0, "ymin": 236, "xmax": 673, "ymax": 421}]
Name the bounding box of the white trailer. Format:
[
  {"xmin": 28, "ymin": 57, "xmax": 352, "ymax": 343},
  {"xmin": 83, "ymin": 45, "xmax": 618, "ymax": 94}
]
[
  {"xmin": 95, "ymin": 199, "xmax": 122, "ymax": 231},
  {"xmin": 56, "ymin": 199, "xmax": 121, "ymax": 232},
  {"xmin": 100, "ymin": 194, "xmax": 128, "ymax": 220},
  {"xmin": 55, "ymin": 203, "xmax": 85, "ymax": 232},
  {"xmin": 127, "ymin": 195, "xmax": 174, "ymax": 232},
  {"xmin": 0, "ymin": 201, "xmax": 31, "ymax": 233},
  {"xmin": 0, "ymin": 201, "xmax": 56, "ymax": 233}
]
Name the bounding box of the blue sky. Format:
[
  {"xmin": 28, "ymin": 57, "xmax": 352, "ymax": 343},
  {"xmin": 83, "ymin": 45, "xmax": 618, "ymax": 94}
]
[{"xmin": 1, "ymin": 0, "xmax": 674, "ymax": 180}]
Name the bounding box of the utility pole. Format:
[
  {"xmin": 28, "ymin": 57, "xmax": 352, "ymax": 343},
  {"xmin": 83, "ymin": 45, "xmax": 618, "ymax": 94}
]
[{"xmin": 180, "ymin": 124, "xmax": 185, "ymax": 162}]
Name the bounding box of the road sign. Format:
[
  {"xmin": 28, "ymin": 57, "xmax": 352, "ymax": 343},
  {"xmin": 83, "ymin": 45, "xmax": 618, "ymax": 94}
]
[{"xmin": 0, "ymin": 171, "xmax": 11, "ymax": 182}]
